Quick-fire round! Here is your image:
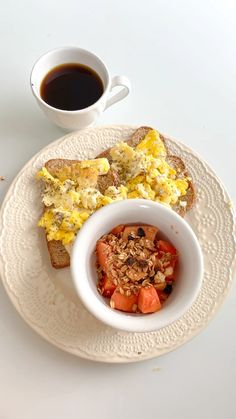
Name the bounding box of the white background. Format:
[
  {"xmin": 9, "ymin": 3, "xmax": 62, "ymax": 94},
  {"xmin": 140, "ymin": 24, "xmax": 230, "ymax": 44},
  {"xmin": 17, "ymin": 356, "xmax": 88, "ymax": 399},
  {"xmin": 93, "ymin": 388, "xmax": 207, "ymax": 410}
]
[{"xmin": 0, "ymin": 1, "xmax": 235, "ymax": 418}]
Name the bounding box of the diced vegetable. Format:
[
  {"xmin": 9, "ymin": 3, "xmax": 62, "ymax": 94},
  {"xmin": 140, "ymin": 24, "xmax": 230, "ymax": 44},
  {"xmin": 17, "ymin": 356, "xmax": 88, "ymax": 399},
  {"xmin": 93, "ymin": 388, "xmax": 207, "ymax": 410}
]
[
  {"xmin": 111, "ymin": 224, "xmax": 125, "ymax": 235},
  {"xmin": 158, "ymin": 240, "xmax": 177, "ymax": 255},
  {"xmin": 100, "ymin": 274, "xmax": 116, "ymax": 298},
  {"xmin": 156, "ymin": 290, "xmax": 168, "ymax": 303},
  {"xmin": 122, "ymin": 225, "xmax": 158, "ymax": 241},
  {"xmin": 110, "ymin": 289, "xmax": 138, "ymax": 312},
  {"xmin": 96, "ymin": 241, "xmax": 111, "ymax": 273},
  {"xmin": 165, "ymin": 256, "xmax": 178, "ymax": 280},
  {"xmin": 138, "ymin": 285, "xmax": 161, "ymax": 313}
]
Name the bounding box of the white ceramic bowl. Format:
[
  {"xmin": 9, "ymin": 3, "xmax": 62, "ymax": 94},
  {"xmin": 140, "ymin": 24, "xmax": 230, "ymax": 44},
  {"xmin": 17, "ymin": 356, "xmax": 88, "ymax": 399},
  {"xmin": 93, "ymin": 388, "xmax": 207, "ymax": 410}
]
[{"xmin": 71, "ymin": 199, "xmax": 203, "ymax": 332}]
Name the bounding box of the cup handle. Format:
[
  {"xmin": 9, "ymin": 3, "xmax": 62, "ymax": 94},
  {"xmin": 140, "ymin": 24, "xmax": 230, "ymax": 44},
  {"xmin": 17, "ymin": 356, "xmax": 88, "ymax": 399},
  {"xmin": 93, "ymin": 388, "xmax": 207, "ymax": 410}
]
[{"xmin": 105, "ymin": 75, "xmax": 131, "ymax": 110}]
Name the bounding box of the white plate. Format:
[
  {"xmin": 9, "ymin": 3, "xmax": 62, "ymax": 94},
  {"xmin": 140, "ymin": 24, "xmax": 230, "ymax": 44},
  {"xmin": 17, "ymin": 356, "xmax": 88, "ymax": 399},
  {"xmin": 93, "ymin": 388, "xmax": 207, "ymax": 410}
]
[{"xmin": 0, "ymin": 125, "xmax": 235, "ymax": 363}]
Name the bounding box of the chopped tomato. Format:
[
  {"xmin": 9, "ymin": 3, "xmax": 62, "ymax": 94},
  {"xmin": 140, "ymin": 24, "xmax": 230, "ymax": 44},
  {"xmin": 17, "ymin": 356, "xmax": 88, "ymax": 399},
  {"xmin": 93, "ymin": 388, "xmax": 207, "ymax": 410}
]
[
  {"xmin": 110, "ymin": 289, "xmax": 138, "ymax": 312},
  {"xmin": 100, "ymin": 274, "xmax": 116, "ymax": 298},
  {"xmin": 158, "ymin": 240, "xmax": 177, "ymax": 255},
  {"xmin": 170, "ymin": 255, "xmax": 178, "ymax": 269},
  {"xmin": 122, "ymin": 225, "xmax": 158, "ymax": 241},
  {"xmin": 111, "ymin": 224, "xmax": 125, "ymax": 235},
  {"xmin": 166, "ymin": 256, "xmax": 178, "ymax": 280},
  {"xmin": 96, "ymin": 241, "xmax": 111, "ymax": 273},
  {"xmin": 138, "ymin": 285, "xmax": 162, "ymax": 313},
  {"xmin": 156, "ymin": 290, "xmax": 168, "ymax": 303}
]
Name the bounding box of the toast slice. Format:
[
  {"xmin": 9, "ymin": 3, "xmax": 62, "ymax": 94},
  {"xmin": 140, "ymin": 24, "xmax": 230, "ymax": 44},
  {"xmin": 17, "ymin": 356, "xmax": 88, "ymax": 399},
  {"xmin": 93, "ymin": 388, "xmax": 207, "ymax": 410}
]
[
  {"xmin": 42, "ymin": 127, "xmax": 195, "ymax": 268},
  {"xmin": 44, "ymin": 159, "xmax": 76, "ymax": 269},
  {"xmin": 43, "ymin": 159, "xmax": 119, "ymax": 268}
]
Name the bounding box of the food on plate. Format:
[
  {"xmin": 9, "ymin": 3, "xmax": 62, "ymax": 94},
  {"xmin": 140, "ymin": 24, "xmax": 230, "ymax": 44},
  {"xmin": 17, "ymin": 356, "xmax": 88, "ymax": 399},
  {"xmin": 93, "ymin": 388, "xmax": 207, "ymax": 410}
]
[
  {"xmin": 96, "ymin": 224, "xmax": 178, "ymax": 313},
  {"xmin": 36, "ymin": 126, "xmax": 195, "ymax": 268}
]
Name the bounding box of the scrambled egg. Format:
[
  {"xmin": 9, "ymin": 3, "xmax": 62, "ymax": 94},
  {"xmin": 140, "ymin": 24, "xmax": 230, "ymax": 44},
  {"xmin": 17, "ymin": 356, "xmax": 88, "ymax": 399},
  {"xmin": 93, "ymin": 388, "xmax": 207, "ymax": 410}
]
[{"xmin": 37, "ymin": 130, "xmax": 189, "ymax": 245}]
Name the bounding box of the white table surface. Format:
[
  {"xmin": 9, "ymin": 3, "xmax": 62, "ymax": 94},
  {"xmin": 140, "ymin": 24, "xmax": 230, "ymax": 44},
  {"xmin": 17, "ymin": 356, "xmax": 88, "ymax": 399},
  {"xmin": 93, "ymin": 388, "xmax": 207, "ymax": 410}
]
[{"xmin": 0, "ymin": 1, "xmax": 235, "ymax": 418}]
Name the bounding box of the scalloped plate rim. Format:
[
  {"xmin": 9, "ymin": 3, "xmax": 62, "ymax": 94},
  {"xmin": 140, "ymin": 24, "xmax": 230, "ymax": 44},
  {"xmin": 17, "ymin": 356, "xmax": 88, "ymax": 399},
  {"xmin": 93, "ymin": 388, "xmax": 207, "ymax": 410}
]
[{"xmin": 0, "ymin": 124, "xmax": 235, "ymax": 363}]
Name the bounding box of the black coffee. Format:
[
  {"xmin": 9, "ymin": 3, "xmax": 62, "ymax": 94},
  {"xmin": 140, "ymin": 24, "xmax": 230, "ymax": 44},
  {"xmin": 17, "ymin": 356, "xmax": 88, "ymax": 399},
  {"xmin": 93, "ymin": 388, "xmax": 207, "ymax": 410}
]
[{"xmin": 40, "ymin": 63, "xmax": 104, "ymax": 111}]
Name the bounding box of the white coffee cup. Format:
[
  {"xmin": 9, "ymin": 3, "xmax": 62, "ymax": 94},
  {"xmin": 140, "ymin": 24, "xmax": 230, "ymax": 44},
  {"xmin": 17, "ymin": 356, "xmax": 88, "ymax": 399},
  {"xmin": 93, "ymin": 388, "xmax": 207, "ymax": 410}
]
[{"xmin": 30, "ymin": 47, "xmax": 130, "ymax": 131}]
